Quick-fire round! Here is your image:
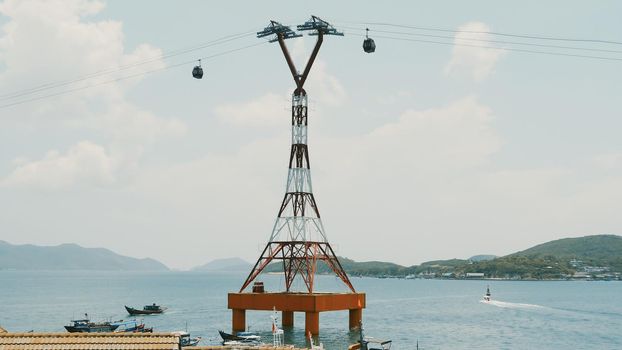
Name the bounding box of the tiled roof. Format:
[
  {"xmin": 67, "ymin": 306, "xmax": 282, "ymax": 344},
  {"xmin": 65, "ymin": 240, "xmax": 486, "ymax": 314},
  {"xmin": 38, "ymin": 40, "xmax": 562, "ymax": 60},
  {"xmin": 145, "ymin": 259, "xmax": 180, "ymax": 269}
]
[{"xmin": 0, "ymin": 332, "xmax": 180, "ymax": 350}]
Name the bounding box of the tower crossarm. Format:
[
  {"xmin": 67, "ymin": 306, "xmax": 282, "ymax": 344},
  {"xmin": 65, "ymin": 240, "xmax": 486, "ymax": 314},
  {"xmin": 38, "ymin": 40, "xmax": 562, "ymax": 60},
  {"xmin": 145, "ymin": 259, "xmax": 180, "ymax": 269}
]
[{"xmin": 257, "ymin": 20, "xmax": 302, "ymax": 42}]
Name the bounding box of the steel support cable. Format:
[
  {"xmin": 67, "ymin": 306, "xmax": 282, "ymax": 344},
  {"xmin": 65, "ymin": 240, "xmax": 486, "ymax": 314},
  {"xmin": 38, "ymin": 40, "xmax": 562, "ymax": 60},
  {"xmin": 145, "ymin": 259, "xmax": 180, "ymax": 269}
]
[
  {"xmin": 345, "ymin": 32, "xmax": 622, "ymax": 62},
  {"xmin": 0, "ymin": 30, "xmax": 256, "ymax": 101},
  {"xmin": 338, "ymin": 20, "xmax": 622, "ymax": 46},
  {"xmin": 338, "ymin": 24, "xmax": 622, "ymax": 55},
  {"xmin": 0, "ymin": 41, "xmax": 268, "ymax": 110}
]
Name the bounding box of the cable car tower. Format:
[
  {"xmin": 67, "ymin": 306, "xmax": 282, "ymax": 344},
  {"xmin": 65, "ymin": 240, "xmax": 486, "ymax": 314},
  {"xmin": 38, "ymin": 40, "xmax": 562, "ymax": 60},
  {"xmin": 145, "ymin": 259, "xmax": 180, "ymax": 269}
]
[
  {"xmin": 239, "ymin": 16, "xmax": 353, "ymax": 294},
  {"xmin": 228, "ymin": 16, "xmax": 365, "ymax": 336}
]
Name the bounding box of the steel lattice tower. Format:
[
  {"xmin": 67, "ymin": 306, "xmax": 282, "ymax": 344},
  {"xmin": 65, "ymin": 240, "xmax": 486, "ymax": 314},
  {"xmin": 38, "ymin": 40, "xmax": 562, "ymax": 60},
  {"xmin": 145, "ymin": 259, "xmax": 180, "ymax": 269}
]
[{"xmin": 240, "ymin": 17, "xmax": 354, "ymax": 294}]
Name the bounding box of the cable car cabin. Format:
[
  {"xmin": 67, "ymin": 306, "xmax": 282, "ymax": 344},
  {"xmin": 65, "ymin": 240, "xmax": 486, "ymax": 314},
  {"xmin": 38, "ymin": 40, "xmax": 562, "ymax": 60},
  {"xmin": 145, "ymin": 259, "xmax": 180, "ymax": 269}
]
[
  {"xmin": 363, "ymin": 37, "xmax": 376, "ymax": 53},
  {"xmin": 192, "ymin": 65, "xmax": 203, "ymax": 79}
]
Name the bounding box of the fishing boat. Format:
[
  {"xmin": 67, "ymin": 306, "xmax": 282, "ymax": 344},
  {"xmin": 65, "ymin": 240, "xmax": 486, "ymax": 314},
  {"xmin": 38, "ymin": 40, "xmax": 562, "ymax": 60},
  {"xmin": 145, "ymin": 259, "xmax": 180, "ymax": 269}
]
[
  {"xmin": 125, "ymin": 303, "xmax": 166, "ymax": 315},
  {"xmin": 112, "ymin": 319, "xmax": 153, "ymax": 333},
  {"xmin": 483, "ymin": 285, "xmax": 491, "ymax": 302},
  {"xmin": 64, "ymin": 314, "xmax": 120, "ymax": 333},
  {"xmin": 218, "ymin": 330, "xmax": 261, "ymax": 343},
  {"xmin": 172, "ymin": 331, "xmax": 201, "ymax": 347}
]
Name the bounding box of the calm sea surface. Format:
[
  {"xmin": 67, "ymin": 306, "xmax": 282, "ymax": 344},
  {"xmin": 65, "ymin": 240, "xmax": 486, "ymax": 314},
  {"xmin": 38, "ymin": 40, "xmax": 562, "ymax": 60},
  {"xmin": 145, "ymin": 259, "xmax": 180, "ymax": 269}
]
[{"xmin": 1, "ymin": 271, "xmax": 621, "ymax": 349}]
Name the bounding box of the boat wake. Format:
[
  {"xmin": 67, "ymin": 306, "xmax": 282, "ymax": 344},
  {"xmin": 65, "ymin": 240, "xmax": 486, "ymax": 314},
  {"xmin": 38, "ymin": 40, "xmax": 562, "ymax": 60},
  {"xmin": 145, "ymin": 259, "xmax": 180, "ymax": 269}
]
[{"xmin": 481, "ymin": 300, "xmax": 545, "ymax": 310}]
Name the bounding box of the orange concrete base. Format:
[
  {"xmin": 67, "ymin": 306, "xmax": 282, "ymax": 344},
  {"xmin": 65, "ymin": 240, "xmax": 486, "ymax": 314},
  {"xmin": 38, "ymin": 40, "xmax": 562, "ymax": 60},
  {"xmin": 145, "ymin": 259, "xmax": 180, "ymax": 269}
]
[
  {"xmin": 282, "ymin": 311, "xmax": 294, "ymax": 327},
  {"xmin": 228, "ymin": 292, "xmax": 365, "ymax": 335},
  {"xmin": 305, "ymin": 312, "xmax": 319, "ymax": 335},
  {"xmin": 349, "ymin": 308, "xmax": 362, "ymax": 329},
  {"xmin": 231, "ymin": 309, "xmax": 246, "ymax": 333}
]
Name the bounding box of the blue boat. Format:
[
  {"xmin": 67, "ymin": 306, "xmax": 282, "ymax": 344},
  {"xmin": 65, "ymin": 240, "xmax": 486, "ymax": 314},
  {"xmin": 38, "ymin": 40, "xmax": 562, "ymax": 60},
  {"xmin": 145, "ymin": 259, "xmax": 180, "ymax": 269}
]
[
  {"xmin": 111, "ymin": 319, "xmax": 153, "ymax": 333},
  {"xmin": 64, "ymin": 314, "xmax": 120, "ymax": 333}
]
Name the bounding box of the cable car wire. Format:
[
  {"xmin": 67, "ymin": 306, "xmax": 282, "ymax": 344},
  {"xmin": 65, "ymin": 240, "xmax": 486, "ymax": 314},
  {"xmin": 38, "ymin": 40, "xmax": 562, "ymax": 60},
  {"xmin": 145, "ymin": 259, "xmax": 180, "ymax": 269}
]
[
  {"xmin": 345, "ymin": 32, "xmax": 622, "ymax": 62},
  {"xmin": 0, "ymin": 41, "xmax": 268, "ymax": 110},
  {"xmin": 0, "ymin": 30, "xmax": 256, "ymax": 101},
  {"xmin": 339, "ymin": 21, "xmax": 622, "ymax": 46},
  {"xmin": 3, "ymin": 18, "xmax": 621, "ymax": 110},
  {"xmin": 338, "ymin": 24, "xmax": 622, "ymax": 55}
]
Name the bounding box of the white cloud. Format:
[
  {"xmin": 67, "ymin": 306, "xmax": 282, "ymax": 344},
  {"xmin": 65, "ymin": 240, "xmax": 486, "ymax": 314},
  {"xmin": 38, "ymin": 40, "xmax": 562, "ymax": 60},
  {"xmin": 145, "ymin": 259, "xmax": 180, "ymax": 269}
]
[
  {"xmin": 214, "ymin": 58, "xmax": 346, "ymax": 128},
  {"xmin": 444, "ymin": 21, "xmax": 505, "ymax": 81},
  {"xmin": 0, "ymin": 0, "xmax": 186, "ymax": 189},
  {"xmin": 133, "ymin": 96, "xmax": 503, "ymax": 265},
  {"xmin": 0, "ymin": 0, "xmax": 177, "ymax": 132},
  {"xmin": 1, "ymin": 141, "xmax": 117, "ymax": 190},
  {"xmin": 70, "ymin": 100, "xmax": 187, "ymax": 144},
  {"xmin": 593, "ymin": 153, "xmax": 622, "ymax": 170},
  {"xmin": 215, "ymin": 92, "xmax": 288, "ymax": 127}
]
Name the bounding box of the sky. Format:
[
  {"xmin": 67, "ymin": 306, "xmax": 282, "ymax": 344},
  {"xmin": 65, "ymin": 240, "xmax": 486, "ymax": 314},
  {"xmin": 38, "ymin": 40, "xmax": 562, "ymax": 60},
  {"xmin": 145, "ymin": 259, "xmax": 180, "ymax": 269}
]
[{"xmin": 0, "ymin": 0, "xmax": 621, "ymax": 270}]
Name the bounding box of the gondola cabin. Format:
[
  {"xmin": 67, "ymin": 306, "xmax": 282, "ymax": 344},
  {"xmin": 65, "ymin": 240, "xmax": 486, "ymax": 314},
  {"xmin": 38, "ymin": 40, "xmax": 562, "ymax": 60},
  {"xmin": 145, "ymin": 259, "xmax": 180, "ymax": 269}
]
[
  {"xmin": 363, "ymin": 28, "xmax": 376, "ymax": 53},
  {"xmin": 192, "ymin": 65, "xmax": 203, "ymax": 79},
  {"xmin": 363, "ymin": 37, "xmax": 376, "ymax": 53}
]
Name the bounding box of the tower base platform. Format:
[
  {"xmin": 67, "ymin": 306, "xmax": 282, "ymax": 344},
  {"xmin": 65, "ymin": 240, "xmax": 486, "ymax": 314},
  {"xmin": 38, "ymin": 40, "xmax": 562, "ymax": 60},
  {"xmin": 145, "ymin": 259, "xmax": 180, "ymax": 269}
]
[{"xmin": 228, "ymin": 292, "xmax": 365, "ymax": 335}]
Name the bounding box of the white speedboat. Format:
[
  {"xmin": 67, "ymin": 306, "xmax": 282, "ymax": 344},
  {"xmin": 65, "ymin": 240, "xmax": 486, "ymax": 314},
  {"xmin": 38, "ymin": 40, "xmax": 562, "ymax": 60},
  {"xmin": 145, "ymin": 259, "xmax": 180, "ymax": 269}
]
[{"xmin": 483, "ymin": 285, "xmax": 491, "ymax": 302}]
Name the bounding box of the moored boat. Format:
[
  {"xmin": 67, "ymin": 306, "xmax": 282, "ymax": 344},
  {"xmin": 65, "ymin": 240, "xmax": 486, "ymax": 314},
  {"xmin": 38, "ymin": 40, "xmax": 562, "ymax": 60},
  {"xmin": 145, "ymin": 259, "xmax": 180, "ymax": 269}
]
[
  {"xmin": 64, "ymin": 314, "xmax": 120, "ymax": 333},
  {"xmin": 112, "ymin": 319, "xmax": 153, "ymax": 333},
  {"xmin": 173, "ymin": 331, "xmax": 201, "ymax": 347},
  {"xmin": 218, "ymin": 330, "xmax": 261, "ymax": 343},
  {"xmin": 125, "ymin": 303, "xmax": 166, "ymax": 315}
]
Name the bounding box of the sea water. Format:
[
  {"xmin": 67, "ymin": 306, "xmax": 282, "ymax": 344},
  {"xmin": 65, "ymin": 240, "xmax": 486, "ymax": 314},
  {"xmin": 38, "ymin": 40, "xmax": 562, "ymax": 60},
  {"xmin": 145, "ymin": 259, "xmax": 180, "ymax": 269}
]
[{"xmin": 1, "ymin": 271, "xmax": 621, "ymax": 349}]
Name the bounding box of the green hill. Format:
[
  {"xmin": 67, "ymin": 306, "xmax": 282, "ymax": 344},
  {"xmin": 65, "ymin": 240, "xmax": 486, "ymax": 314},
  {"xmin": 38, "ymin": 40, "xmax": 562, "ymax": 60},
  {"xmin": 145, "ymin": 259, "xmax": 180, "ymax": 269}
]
[
  {"xmin": 0, "ymin": 241, "xmax": 169, "ymax": 271},
  {"xmin": 261, "ymin": 235, "xmax": 622, "ymax": 279},
  {"xmin": 458, "ymin": 235, "xmax": 622, "ymax": 278},
  {"xmin": 264, "ymin": 256, "xmax": 407, "ymax": 277},
  {"xmin": 511, "ymin": 235, "xmax": 622, "ymax": 267}
]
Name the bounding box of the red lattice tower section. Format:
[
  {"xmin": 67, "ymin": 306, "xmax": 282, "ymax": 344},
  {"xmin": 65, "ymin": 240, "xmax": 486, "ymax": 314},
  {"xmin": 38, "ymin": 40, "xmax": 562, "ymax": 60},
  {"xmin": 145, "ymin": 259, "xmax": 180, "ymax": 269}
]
[{"xmin": 240, "ymin": 17, "xmax": 354, "ymax": 294}]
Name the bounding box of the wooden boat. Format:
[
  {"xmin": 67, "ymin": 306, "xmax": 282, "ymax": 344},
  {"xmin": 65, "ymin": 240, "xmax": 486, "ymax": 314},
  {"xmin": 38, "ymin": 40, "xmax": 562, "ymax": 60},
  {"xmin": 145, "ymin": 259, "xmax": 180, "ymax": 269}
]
[
  {"xmin": 125, "ymin": 303, "xmax": 166, "ymax": 315},
  {"xmin": 64, "ymin": 314, "xmax": 120, "ymax": 333},
  {"xmin": 173, "ymin": 331, "xmax": 201, "ymax": 347},
  {"xmin": 218, "ymin": 330, "xmax": 260, "ymax": 343},
  {"xmin": 112, "ymin": 319, "xmax": 153, "ymax": 333}
]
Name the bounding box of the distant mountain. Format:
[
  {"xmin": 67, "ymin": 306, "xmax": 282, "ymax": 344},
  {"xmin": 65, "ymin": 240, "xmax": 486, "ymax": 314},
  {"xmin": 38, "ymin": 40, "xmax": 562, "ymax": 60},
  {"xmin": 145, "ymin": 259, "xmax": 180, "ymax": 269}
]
[
  {"xmin": 469, "ymin": 255, "xmax": 497, "ymax": 262},
  {"xmin": 0, "ymin": 241, "xmax": 169, "ymax": 271},
  {"xmin": 192, "ymin": 257, "xmax": 252, "ymax": 272}
]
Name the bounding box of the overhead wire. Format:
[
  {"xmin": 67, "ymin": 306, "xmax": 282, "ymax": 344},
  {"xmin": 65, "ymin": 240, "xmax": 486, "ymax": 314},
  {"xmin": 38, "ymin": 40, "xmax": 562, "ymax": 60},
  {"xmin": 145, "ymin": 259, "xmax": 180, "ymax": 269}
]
[
  {"xmin": 339, "ymin": 20, "xmax": 622, "ymax": 46},
  {"xmin": 0, "ymin": 41, "xmax": 268, "ymax": 110},
  {"xmin": 2, "ymin": 19, "xmax": 621, "ymax": 110},
  {"xmin": 0, "ymin": 30, "xmax": 257, "ymax": 102},
  {"xmin": 345, "ymin": 32, "xmax": 622, "ymax": 62},
  {"xmin": 338, "ymin": 24, "xmax": 622, "ymax": 55}
]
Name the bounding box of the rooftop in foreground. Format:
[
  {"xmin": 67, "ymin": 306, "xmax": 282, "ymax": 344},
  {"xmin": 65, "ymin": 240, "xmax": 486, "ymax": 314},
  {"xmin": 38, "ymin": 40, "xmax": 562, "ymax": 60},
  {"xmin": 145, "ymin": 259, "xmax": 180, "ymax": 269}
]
[{"xmin": 0, "ymin": 332, "xmax": 181, "ymax": 350}]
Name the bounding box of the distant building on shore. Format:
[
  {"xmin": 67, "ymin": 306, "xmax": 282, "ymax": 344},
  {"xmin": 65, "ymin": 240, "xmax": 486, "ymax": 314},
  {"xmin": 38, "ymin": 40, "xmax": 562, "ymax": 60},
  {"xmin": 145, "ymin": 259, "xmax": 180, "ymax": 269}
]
[{"xmin": 466, "ymin": 272, "xmax": 485, "ymax": 278}]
